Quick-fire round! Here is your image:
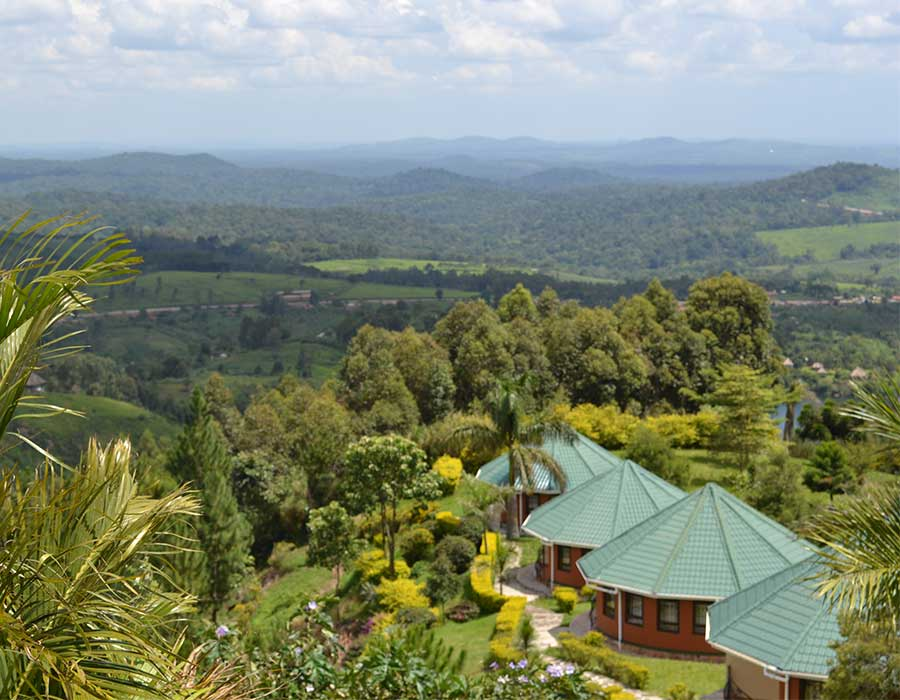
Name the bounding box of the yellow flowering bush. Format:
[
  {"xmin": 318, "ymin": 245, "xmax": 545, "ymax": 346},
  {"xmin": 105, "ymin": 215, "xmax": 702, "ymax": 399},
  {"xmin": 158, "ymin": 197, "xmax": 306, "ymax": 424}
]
[
  {"xmin": 376, "ymin": 577, "xmax": 429, "ymax": 611},
  {"xmin": 553, "ymin": 586, "xmax": 579, "ymax": 614},
  {"xmin": 433, "ymin": 455, "xmax": 463, "ymax": 493},
  {"xmin": 355, "ymin": 549, "xmax": 410, "ymax": 582},
  {"xmin": 488, "ymin": 596, "xmax": 527, "ymax": 664}
]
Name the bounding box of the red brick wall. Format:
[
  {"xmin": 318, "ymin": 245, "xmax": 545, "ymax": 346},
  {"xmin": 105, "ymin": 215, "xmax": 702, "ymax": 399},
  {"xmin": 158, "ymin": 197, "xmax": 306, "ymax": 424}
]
[
  {"xmin": 592, "ymin": 591, "xmax": 720, "ymax": 655},
  {"xmin": 539, "ymin": 544, "xmax": 589, "ymax": 587}
]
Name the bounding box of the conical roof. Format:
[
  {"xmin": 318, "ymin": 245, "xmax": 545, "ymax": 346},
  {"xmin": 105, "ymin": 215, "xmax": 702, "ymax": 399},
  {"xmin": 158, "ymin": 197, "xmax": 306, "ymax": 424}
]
[
  {"xmin": 475, "ymin": 431, "xmax": 623, "ymax": 493},
  {"xmin": 577, "ymin": 483, "xmax": 812, "ymax": 599},
  {"xmin": 521, "ymin": 460, "xmax": 685, "ymax": 548},
  {"xmin": 708, "ymin": 554, "xmax": 839, "ymax": 678}
]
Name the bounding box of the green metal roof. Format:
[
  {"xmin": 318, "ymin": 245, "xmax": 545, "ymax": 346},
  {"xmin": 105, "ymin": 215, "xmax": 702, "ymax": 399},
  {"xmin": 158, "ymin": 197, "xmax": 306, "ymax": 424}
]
[
  {"xmin": 475, "ymin": 431, "xmax": 623, "ymax": 493},
  {"xmin": 577, "ymin": 483, "xmax": 813, "ymax": 599},
  {"xmin": 707, "ymin": 554, "xmax": 839, "ymax": 679},
  {"xmin": 521, "ymin": 460, "xmax": 686, "ymax": 548}
]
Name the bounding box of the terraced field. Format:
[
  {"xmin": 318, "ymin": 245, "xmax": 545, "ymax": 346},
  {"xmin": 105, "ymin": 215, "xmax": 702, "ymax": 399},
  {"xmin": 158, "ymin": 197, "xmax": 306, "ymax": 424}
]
[{"xmin": 757, "ymin": 221, "xmax": 899, "ymax": 260}]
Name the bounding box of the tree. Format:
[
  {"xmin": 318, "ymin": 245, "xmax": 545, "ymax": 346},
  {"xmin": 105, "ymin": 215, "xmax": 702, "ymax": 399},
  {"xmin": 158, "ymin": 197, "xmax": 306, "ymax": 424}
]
[
  {"xmin": 343, "ymin": 435, "xmax": 439, "ymax": 577},
  {"xmin": 822, "ymin": 613, "xmax": 900, "ymax": 700},
  {"xmin": 307, "ymin": 502, "xmax": 358, "ymax": 592},
  {"xmin": 168, "ymin": 390, "xmax": 252, "ymax": 618},
  {"xmin": 447, "ymin": 380, "xmax": 575, "ymax": 538},
  {"xmin": 686, "ymin": 272, "xmax": 776, "ymax": 371},
  {"xmin": 425, "ymin": 555, "xmax": 460, "ymax": 617},
  {"xmin": 743, "ymin": 446, "xmax": 809, "ymax": 526},
  {"xmin": 805, "ymin": 441, "xmax": 854, "ymax": 501},
  {"xmin": 781, "ymin": 379, "xmax": 805, "ymax": 442},
  {"xmin": 624, "ymin": 425, "xmax": 690, "ymax": 488},
  {"xmin": 708, "ymin": 363, "xmax": 780, "ymax": 472},
  {"xmin": 497, "ymin": 283, "xmax": 538, "ymax": 323}
]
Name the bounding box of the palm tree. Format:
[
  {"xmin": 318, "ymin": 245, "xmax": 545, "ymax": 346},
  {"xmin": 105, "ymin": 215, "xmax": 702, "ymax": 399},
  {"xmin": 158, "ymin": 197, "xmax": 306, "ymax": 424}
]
[
  {"xmin": 805, "ymin": 376, "xmax": 900, "ymax": 620},
  {"xmin": 0, "ymin": 214, "xmax": 250, "ymax": 698},
  {"xmin": 449, "ymin": 379, "xmax": 575, "ymax": 538}
]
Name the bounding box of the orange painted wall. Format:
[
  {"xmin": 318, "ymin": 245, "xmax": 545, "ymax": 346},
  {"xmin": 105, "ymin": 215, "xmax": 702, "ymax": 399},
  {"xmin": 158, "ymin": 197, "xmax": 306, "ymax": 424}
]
[
  {"xmin": 592, "ymin": 591, "xmax": 720, "ymax": 655},
  {"xmin": 539, "ymin": 544, "xmax": 589, "ymax": 587}
]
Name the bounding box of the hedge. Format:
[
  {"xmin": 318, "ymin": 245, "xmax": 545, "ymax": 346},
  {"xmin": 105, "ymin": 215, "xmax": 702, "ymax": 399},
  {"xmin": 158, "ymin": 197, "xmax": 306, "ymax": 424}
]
[
  {"xmin": 469, "ymin": 554, "xmax": 506, "ymax": 613},
  {"xmin": 555, "ymin": 632, "xmax": 649, "ymax": 690},
  {"xmin": 487, "ymin": 596, "xmax": 527, "ymax": 664},
  {"xmin": 376, "ymin": 577, "xmax": 429, "ymax": 611}
]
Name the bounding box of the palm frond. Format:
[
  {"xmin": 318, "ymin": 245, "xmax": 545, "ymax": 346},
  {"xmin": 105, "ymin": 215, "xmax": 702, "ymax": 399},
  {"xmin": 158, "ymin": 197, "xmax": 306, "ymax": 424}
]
[
  {"xmin": 445, "ymin": 414, "xmax": 503, "ymax": 456},
  {"xmin": 841, "ymin": 377, "xmax": 900, "ymax": 445},
  {"xmin": 519, "ymin": 418, "xmax": 576, "ymax": 448},
  {"xmin": 0, "ymin": 213, "xmax": 140, "ymax": 448},
  {"xmin": 804, "ymin": 483, "xmax": 900, "ymax": 620},
  {"xmin": 510, "ymin": 445, "xmax": 568, "ymax": 491}
]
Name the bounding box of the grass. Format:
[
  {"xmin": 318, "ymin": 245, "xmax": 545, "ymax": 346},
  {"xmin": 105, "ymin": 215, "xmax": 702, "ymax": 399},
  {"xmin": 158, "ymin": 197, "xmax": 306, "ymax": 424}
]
[
  {"xmin": 757, "ymin": 221, "xmax": 900, "ymax": 261},
  {"xmin": 337, "ymin": 283, "xmax": 474, "ymax": 300},
  {"xmin": 307, "ymin": 258, "xmax": 531, "ymax": 275},
  {"xmin": 432, "ymin": 613, "xmax": 498, "ymax": 675},
  {"xmin": 637, "ymin": 655, "xmax": 727, "ymax": 697},
  {"xmin": 248, "ymin": 546, "xmax": 333, "ymax": 651},
  {"xmin": 513, "ymin": 537, "xmax": 542, "ymax": 567},
  {"xmin": 9, "ymin": 391, "xmax": 178, "ymax": 466}
]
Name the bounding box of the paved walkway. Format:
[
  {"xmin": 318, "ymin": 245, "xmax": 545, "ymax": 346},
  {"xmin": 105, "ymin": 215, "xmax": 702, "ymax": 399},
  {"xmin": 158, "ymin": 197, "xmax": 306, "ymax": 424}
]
[{"xmin": 495, "ymin": 559, "xmax": 664, "ymax": 700}]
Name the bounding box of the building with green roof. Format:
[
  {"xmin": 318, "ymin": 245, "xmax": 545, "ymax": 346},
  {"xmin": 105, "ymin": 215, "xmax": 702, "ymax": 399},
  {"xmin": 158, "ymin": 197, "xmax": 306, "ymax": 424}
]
[
  {"xmin": 577, "ymin": 483, "xmax": 813, "ymax": 655},
  {"xmin": 521, "ymin": 460, "xmax": 685, "ymax": 588},
  {"xmin": 707, "ymin": 554, "xmax": 840, "ymax": 699},
  {"xmin": 475, "ymin": 430, "xmax": 623, "ymax": 528}
]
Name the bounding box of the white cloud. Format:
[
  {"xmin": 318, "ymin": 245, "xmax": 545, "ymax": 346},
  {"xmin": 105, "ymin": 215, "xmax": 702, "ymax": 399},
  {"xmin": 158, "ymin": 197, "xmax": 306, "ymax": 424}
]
[
  {"xmin": 843, "ymin": 14, "xmax": 900, "ymax": 39},
  {"xmin": 0, "ymin": 0, "xmax": 70, "ymax": 25},
  {"xmin": 443, "ymin": 15, "xmax": 552, "ymax": 59}
]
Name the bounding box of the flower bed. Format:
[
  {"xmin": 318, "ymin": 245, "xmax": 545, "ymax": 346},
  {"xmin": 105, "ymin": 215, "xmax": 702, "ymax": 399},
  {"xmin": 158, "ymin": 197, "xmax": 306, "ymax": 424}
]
[{"xmin": 555, "ymin": 631, "xmax": 650, "ymax": 690}]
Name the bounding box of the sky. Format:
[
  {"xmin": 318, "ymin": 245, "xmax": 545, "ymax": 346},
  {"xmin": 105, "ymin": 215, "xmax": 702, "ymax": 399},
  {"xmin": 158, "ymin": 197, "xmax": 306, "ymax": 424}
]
[{"xmin": 2, "ymin": 0, "xmax": 899, "ymax": 147}]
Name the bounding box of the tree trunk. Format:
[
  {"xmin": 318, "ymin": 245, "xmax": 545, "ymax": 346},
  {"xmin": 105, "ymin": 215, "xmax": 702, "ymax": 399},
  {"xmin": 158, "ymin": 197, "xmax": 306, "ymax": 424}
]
[
  {"xmin": 784, "ymin": 402, "xmax": 796, "ymax": 442},
  {"xmin": 505, "ymin": 492, "xmax": 520, "ymax": 539},
  {"xmin": 388, "ymin": 500, "xmax": 397, "ymax": 577}
]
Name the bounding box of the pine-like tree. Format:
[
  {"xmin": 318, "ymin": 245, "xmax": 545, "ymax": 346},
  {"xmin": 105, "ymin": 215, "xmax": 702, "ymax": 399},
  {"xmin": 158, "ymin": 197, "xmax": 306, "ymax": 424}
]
[{"xmin": 167, "ymin": 388, "xmax": 251, "ymax": 619}]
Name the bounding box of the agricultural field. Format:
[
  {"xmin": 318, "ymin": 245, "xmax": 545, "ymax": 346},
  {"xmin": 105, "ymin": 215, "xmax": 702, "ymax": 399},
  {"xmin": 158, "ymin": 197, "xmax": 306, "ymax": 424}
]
[
  {"xmin": 757, "ymin": 220, "xmax": 899, "ymax": 260},
  {"xmin": 93, "ymin": 270, "xmax": 473, "ymax": 312},
  {"xmin": 307, "ymin": 257, "xmax": 531, "ymax": 275}
]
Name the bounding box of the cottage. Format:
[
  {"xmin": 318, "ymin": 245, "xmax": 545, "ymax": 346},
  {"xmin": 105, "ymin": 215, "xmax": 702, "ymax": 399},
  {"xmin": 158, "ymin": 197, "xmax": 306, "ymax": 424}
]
[
  {"xmin": 782, "ymin": 358, "xmax": 794, "ymax": 368},
  {"xmin": 810, "ymin": 362, "xmax": 824, "ymax": 372},
  {"xmin": 707, "ymin": 554, "xmax": 839, "ymax": 700},
  {"xmin": 476, "ymin": 431, "xmax": 623, "ymax": 528},
  {"xmin": 850, "ymin": 367, "xmax": 868, "ymax": 380},
  {"xmin": 577, "ymin": 483, "xmax": 812, "ymax": 656},
  {"xmin": 25, "ymin": 372, "xmax": 46, "ymax": 393},
  {"xmin": 522, "ymin": 460, "xmax": 685, "ymax": 588}
]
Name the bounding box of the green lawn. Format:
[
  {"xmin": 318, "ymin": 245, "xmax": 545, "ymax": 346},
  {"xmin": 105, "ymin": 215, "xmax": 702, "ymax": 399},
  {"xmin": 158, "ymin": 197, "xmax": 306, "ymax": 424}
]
[
  {"xmin": 336, "ymin": 282, "xmax": 474, "ymax": 300},
  {"xmin": 637, "ymin": 655, "xmax": 727, "ymax": 697},
  {"xmin": 432, "ymin": 613, "xmax": 498, "ymax": 675},
  {"xmin": 757, "ymin": 221, "xmax": 900, "ymax": 261},
  {"xmin": 513, "ymin": 537, "xmax": 543, "ymax": 567}
]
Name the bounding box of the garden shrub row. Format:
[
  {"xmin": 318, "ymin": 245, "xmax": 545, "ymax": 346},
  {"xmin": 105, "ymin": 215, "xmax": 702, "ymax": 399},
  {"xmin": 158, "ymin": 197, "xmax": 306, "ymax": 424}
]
[
  {"xmin": 469, "ymin": 554, "xmax": 506, "ymax": 612},
  {"xmin": 555, "ymin": 632, "xmax": 649, "ymax": 690},
  {"xmin": 557, "ymin": 403, "xmax": 719, "ymax": 449},
  {"xmin": 553, "ymin": 586, "xmax": 578, "ymax": 613},
  {"xmin": 487, "ymin": 596, "xmax": 527, "ymax": 664}
]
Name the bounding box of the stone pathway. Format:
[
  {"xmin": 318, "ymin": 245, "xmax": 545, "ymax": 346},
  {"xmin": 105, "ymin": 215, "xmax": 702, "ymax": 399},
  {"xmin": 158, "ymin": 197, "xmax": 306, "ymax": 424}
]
[{"xmin": 494, "ymin": 557, "xmax": 664, "ymax": 700}]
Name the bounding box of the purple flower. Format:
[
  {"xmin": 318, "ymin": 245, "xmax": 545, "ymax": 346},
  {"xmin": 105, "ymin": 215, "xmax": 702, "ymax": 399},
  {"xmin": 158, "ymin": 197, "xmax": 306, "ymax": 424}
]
[
  {"xmin": 508, "ymin": 661, "xmax": 517, "ymax": 670},
  {"xmin": 565, "ymin": 663, "xmax": 576, "ymax": 676},
  {"xmin": 306, "ymin": 600, "xmax": 318, "ymax": 611},
  {"xmin": 489, "ymin": 662, "xmax": 499, "ymax": 670},
  {"xmin": 547, "ymin": 663, "xmax": 564, "ymax": 678},
  {"xmin": 518, "ymin": 675, "xmax": 530, "ymax": 684},
  {"xmin": 516, "ymin": 658, "xmax": 528, "ymax": 669},
  {"xmin": 215, "ymin": 625, "xmax": 229, "ymax": 639}
]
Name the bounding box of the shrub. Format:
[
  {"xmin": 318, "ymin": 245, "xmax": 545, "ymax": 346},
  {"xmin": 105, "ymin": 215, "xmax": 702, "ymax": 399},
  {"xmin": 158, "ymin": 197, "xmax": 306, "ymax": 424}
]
[
  {"xmin": 399, "ymin": 527, "xmax": 435, "ymax": 565},
  {"xmin": 410, "ymin": 560, "xmax": 431, "ymax": 580},
  {"xmin": 435, "ymin": 535, "xmax": 476, "ymax": 574},
  {"xmin": 457, "ymin": 515, "xmax": 485, "ymax": 548},
  {"xmin": 480, "ymin": 531, "xmax": 500, "ymax": 561},
  {"xmin": 580, "ymin": 585, "xmax": 594, "ymax": 599},
  {"xmin": 666, "ymin": 683, "xmax": 697, "ymax": 700},
  {"xmin": 559, "ymin": 403, "xmax": 640, "ymax": 449},
  {"xmin": 469, "ymin": 554, "xmax": 506, "ymax": 613},
  {"xmin": 446, "ymin": 600, "xmax": 480, "ymax": 623},
  {"xmin": 432, "ymin": 455, "xmax": 463, "ymax": 494},
  {"xmin": 355, "ymin": 549, "xmax": 410, "ymax": 582},
  {"xmin": 625, "ymin": 426, "xmax": 690, "ymax": 488},
  {"xmin": 376, "ymin": 577, "xmax": 429, "ymax": 611},
  {"xmin": 556, "ymin": 632, "xmax": 649, "ymax": 690},
  {"xmin": 266, "ymin": 541, "xmax": 300, "ymax": 575},
  {"xmin": 553, "ymin": 586, "xmax": 578, "ymax": 614},
  {"xmin": 487, "ymin": 596, "xmax": 527, "ymax": 664},
  {"xmin": 435, "ymin": 510, "xmax": 462, "ymax": 536},
  {"xmin": 395, "ymin": 606, "xmax": 438, "ymax": 628}
]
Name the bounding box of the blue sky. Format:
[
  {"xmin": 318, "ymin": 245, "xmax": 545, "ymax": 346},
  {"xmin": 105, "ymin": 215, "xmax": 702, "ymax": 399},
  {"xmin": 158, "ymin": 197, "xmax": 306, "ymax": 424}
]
[{"xmin": 3, "ymin": 0, "xmax": 899, "ymax": 146}]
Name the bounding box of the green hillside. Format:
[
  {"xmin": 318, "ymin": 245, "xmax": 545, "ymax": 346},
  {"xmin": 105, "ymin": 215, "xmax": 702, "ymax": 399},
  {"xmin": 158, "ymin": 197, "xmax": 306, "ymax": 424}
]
[
  {"xmin": 757, "ymin": 221, "xmax": 899, "ymax": 260},
  {"xmin": 9, "ymin": 392, "xmax": 178, "ymax": 466}
]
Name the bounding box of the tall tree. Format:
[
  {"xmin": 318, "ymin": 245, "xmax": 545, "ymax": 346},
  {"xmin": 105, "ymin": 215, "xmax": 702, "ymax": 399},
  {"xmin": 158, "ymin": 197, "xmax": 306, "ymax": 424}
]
[
  {"xmin": 343, "ymin": 435, "xmax": 439, "ymax": 577},
  {"xmin": 168, "ymin": 390, "xmax": 251, "ymax": 618},
  {"xmin": 448, "ymin": 380, "xmax": 574, "ymax": 538},
  {"xmin": 708, "ymin": 363, "xmax": 780, "ymax": 472},
  {"xmin": 805, "ymin": 441, "xmax": 855, "ymax": 502}
]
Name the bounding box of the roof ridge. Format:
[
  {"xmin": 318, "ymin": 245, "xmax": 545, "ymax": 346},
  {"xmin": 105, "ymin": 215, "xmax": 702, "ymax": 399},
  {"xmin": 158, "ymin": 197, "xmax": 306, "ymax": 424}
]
[
  {"xmin": 716, "ymin": 487, "xmax": 799, "ymax": 567},
  {"xmin": 628, "ymin": 460, "xmax": 661, "ymax": 509},
  {"xmin": 711, "ymin": 485, "xmax": 744, "ymax": 591},
  {"xmin": 652, "ymin": 487, "xmax": 707, "ymax": 592},
  {"xmin": 610, "ymin": 463, "xmax": 625, "ymax": 535}
]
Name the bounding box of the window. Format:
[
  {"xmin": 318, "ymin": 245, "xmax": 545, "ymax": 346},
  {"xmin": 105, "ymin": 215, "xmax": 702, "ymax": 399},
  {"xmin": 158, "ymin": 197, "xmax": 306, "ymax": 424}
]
[
  {"xmin": 800, "ymin": 680, "xmax": 824, "ymax": 700},
  {"xmin": 603, "ymin": 592, "xmax": 616, "ymax": 619},
  {"xmin": 693, "ymin": 602, "xmax": 710, "ymax": 635},
  {"xmin": 558, "ymin": 546, "xmax": 572, "ymax": 571},
  {"xmin": 626, "ymin": 593, "xmax": 643, "ymax": 626},
  {"xmin": 526, "ymin": 494, "xmax": 540, "ymax": 513},
  {"xmin": 657, "ymin": 599, "xmax": 680, "ymax": 633}
]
